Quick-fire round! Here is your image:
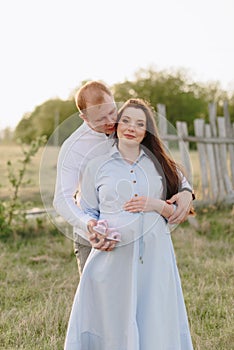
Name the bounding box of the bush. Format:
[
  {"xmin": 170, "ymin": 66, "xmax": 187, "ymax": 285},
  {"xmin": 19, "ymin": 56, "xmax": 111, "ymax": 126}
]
[{"xmin": 0, "ymin": 136, "xmax": 46, "ymax": 238}]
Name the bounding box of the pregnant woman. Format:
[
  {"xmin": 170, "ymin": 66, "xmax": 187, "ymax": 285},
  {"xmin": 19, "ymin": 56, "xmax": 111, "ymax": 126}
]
[{"xmin": 64, "ymin": 98, "xmax": 194, "ymax": 350}]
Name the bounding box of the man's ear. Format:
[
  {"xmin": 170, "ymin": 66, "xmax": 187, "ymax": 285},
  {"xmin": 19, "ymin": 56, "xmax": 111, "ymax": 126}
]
[{"xmin": 80, "ymin": 112, "xmax": 87, "ymax": 121}]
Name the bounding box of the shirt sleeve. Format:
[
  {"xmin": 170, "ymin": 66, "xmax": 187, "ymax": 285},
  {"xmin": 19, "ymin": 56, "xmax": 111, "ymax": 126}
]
[
  {"xmin": 53, "ymin": 142, "xmax": 92, "ymax": 232},
  {"xmin": 180, "ymin": 174, "xmax": 192, "ymax": 191},
  {"xmin": 79, "ymin": 162, "xmax": 100, "ymax": 221}
]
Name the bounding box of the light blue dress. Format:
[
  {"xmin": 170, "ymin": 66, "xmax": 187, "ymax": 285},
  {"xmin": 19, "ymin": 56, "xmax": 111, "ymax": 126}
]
[{"xmin": 64, "ymin": 145, "xmax": 194, "ymax": 350}]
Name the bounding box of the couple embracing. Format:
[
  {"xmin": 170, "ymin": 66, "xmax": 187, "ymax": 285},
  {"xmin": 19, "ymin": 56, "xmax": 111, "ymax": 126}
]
[{"xmin": 53, "ymin": 81, "xmax": 194, "ymax": 349}]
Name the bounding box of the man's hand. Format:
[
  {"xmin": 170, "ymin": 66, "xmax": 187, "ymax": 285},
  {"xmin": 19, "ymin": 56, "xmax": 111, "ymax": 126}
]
[
  {"xmin": 87, "ymin": 219, "xmax": 116, "ymax": 251},
  {"xmin": 167, "ymin": 191, "xmax": 193, "ymax": 224}
]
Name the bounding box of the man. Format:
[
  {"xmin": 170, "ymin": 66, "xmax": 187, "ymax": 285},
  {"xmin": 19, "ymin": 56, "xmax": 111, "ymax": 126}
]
[{"xmin": 53, "ymin": 80, "xmax": 194, "ymax": 275}]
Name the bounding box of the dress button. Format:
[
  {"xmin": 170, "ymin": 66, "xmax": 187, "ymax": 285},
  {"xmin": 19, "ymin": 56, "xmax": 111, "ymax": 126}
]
[
  {"xmin": 130, "ymin": 170, "xmax": 133, "ymax": 173},
  {"xmin": 133, "ymin": 180, "xmax": 136, "ymax": 183},
  {"xmin": 134, "ymin": 194, "xmax": 138, "ymax": 197}
]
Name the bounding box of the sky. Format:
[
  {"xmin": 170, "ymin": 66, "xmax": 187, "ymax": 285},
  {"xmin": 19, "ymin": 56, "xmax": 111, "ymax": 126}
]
[{"xmin": 0, "ymin": 0, "xmax": 234, "ymax": 130}]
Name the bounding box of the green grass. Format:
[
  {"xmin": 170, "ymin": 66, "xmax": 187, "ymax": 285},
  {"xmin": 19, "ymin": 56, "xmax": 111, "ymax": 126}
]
[
  {"xmin": 172, "ymin": 206, "xmax": 234, "ymax": 349},
  {"xmin": 0, "ymin": 221, "xmax": 78, "ymax": 350},
  {"xmin": 0, "ymin": 207, "xmax": 233, "ymax": 349},
  {"xmin": 0, "ymin": 143, "xmax": 233, "ymax": 349},
  {"xmin": 0, "ymin": 144, "xmax": 59, "ymax": 207}
]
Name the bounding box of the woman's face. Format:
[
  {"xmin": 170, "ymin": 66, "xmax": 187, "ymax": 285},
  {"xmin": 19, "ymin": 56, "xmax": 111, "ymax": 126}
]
[{"xmin": 117, "ymin": 107, "xmax": 146, "ymax": 144}]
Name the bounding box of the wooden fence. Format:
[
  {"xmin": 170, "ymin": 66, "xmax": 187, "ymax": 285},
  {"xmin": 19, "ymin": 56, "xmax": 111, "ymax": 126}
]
[
  {"xmin": 157, "ymin": 101, "xmax": 234, "ymax": 204},
  {"xmin": 27, "ymin": 101, "xmax": 234, "ymax": 218}
]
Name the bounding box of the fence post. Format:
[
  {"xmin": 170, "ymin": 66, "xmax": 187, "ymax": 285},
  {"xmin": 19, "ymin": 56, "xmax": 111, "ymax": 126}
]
[
  {"xmin": 176, "ymin": 121, "xmax": 192, "ymax": 183},
  {"xmin": 208, "ymin": 102, "xmax": 225, "ymax": 199},
  {"xmin": 194, "ymin": 119, "xmax": 209, "ymax": 200},
  {"xmin": 157, "ymin": 104, "xmax": 168, "ymax": 150},
  {"xmin": 217, "ymin": 117, "xmax": 233, "ymax": 194},
  {"xmin": 223, "ymin": 101, "xmax": 234, "ymax": 187},
  {"xmin": 205, "ymin": 124, "xmax": 219, "ymax": 201}
]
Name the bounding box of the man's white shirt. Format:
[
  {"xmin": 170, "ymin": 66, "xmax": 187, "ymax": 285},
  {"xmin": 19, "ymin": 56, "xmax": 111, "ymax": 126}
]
[{"xmin": 53, "ymin": 122, "xmax": 112, "ymax": 239}]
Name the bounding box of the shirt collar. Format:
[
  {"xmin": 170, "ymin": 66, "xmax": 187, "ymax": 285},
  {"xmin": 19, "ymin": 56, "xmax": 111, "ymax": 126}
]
[
  {"xmin": 109, "ymin": 143, "xmax": 149, "ymax": 162},
  {"xmin": 83, "ymin": 121, "xmax": 109, "ymax": 139}
]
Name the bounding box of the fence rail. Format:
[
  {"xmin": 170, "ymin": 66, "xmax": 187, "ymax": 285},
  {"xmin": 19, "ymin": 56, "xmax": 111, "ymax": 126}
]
[{"xmin": 162, "ymin": 135, "xmax": 234, "ymax": 144}]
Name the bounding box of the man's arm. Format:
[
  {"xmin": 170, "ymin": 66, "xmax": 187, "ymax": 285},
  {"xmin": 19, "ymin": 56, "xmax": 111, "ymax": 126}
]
[
  {"xmin": 53, "ymin": 142, "xmax": 93, "ymax": 233},
  {"xmin": 53, "ymin": 143, "xmax": 116, "ymax": 251},
  {"xmin": 80, "ymin": 162, "xmax": 117, "ymax": 251},
  {"xmin": 167, "ymin": 173, "xmax": 195, "ymax": 224},
  {"xmin": 155, "ymin": 171, "xmax": 195, "ymax": 223},
  {"xmin": 167, "ymin": 190, "xmax": 194, "ymax": 224}
]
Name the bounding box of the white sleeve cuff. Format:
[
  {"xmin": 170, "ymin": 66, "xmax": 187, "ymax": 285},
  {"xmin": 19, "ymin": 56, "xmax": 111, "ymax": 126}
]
[{"xmin": 79, "ymin": 213, "xmax": 97, "ymax": 232}]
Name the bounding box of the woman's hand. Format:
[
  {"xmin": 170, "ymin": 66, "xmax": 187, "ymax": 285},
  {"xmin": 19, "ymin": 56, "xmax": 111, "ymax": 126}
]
[
  {"xmin": 123, "ymin": 196, "xmax": 159, "ymax": 213},
  {"xmin": 123, "ymin": 196, "xmax": 175, "ymax": 218},
  {"xmin": 123, "ymin": 196, "xmax": 166, "ymax": 214}
]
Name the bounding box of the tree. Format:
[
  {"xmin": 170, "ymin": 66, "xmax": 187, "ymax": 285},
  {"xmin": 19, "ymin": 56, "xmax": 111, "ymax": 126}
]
[
  {"xmin": 14, "ymin": 98, "xmax": 79, "ymax": 144},
  {"xmin": 112, "ymin": 67, "xmax": 232, "ymax": 134},
  {"xmin": 14, "ymin": 68, "xmax": 234, "ymax": 143}
]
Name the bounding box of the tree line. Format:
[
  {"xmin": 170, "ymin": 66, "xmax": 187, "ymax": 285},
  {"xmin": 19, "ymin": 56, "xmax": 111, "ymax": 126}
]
[{"xmin": 14, "ymin": 68, "xmax": 234, "ymax": 144}]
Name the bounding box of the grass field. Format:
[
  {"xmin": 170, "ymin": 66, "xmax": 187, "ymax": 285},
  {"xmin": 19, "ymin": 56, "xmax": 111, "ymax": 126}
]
[
  {"xmin": 0, "ymin": 207, "xmax": 233, "ymax": 349},
  {"xmin": 0, "ymin": 144, "xmax": 60, "ymax": 206},
  {"xmin": 0, "ymin": 143, "xmax": 233, "ymax": 349}
]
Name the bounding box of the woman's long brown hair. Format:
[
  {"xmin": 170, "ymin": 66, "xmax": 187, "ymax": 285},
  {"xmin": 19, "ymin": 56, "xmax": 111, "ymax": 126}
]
[{"xmin": 115, "ymin": 98, "xmax": 184, "ymax": 200}]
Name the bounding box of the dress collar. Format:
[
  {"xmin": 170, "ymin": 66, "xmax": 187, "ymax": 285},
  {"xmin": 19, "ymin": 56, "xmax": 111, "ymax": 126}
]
[{"xmin": 109, "ymin": 143, "xmax": 149, "ymax": 162}]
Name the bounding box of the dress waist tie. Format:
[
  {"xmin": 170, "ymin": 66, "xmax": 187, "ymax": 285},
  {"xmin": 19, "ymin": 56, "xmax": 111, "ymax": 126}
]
[{"xmin": 139, "ymin": 212, "xmax": 144, "ymax": 264}]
